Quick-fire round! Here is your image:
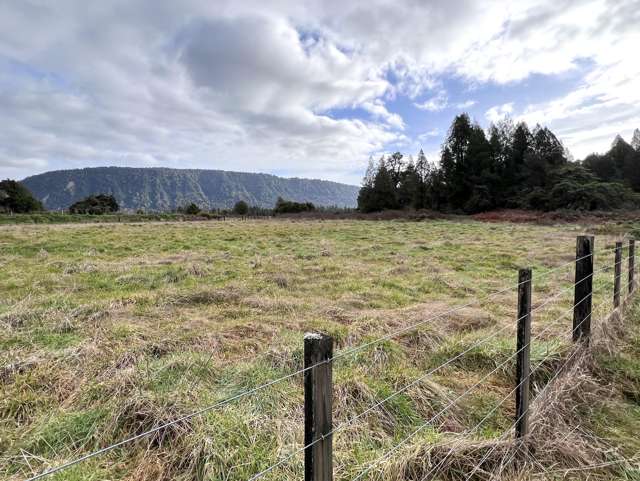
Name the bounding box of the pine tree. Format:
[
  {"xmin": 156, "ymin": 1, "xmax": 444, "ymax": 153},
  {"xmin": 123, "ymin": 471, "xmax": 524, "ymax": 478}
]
[
  {"xmin": 372, "ymin": 162, "xmax": 398, "ymax": 210},
  {"xmin": 414, "ymin": 149, "xmax": 429, "ymax": 209},
  {"xmin": 357, "ymin": 114, "xmax": 640, "ymax": 214},
  {"xmin": 415, "ymin": 149, "xmax": 428, "ymax": 181},
  {"xmin": 385, "ymin": 152, "xmax": 405, "ymax": 187},
  {"xmin": 357, "ymin": 157, "xmax": 378, "ymax": 212},
  {"xmin": 397, "ymin": 160, "xmax": 419, "ymax": 208},
  {"xmin": 631, "ymin": 129, "xmax": 640, "ymax": 151},
  {"xmin": 440, "ymin": 114, "xmax": 475, "ymax": 209},
  {"xmin": 362, "ymin": 156, "xmax": 376, "ymax": 188}
]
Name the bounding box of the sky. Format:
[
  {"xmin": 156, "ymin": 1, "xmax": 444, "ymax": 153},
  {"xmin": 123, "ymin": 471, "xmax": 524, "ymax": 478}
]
[{"xmin": 0, "ymin": 0, "xmax": 639, "ymax": 185}]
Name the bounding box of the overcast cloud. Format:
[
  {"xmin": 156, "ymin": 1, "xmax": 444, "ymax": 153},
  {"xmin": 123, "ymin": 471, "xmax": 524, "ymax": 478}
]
[{"xmin": 0, "ymin": 0, "xmax": 638, "ymax": 184}]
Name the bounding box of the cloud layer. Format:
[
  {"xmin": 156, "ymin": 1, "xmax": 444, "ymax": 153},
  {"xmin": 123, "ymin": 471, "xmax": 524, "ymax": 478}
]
[{"xmin": 0, "ymin": 0, "xmax": 637, "ymax": 183}]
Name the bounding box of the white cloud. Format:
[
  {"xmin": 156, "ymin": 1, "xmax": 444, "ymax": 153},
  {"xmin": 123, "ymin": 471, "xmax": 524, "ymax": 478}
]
[
  {"xmin": 0, "ymin": 5, "xmax": 402, "ymax": 183},
  {"xmin": 414, "ymin": 97, "xmax": 476, "ymax": 113},
  {"xmin": 414, "ymin": 91, "xmax": 448, "ymax": 112},
  {"xmin": 417, "ymin": 129, "xmax": 441, "ymax": 142},
  {"xmin": 485, "ymin": 102, "xmax": 515, "ymax": 123},
  {"xmin": 361, "ymin": 100, "xmax": 405, "ymax": 129},
  {"xmin": 455, "ymin": 100, "xmax": 477, "ymax": 109},
  {"xmin": 0, "ymin": 0, "xmax": 637, "ymax": 181}
]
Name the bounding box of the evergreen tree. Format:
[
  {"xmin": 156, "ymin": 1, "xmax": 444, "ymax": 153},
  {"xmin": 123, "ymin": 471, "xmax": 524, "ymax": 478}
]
[
  {"xmin": 465, "ymin": 124, "xmax": 497, "ymax": 212},
  {"xmin": 0, "ymin": 179, "xmax": 43, "ymax": 213},
  {"xmin": 385, "ymin": 152, "xmax": 405, "ymax": 187},
  {"xmin": 440, "ymin": 114, "xmax": 474, "ymax": 209},
  {"xmin": 362, "ymin": 157, "xmax": 376, "ymax": 188},
  {"xmin": 584, "ymin": 135, "xmax": 639, "ymax": 190},
  {"xmin": 372, "ymin": 160, "xmax": 398, "ymax": 210},
  {"xmin": 414, "ymin": 149, "xmax": 430, "ymax": 209},
  {"xmin": 583, "ymin": 153, "xmax": 617, "ymax": 181},
  {"xmin": 358, "ymin": 156, "xmax": 383, "ymax": 212},
  {"xmin": 397, "ymin": 159, "xmax": 420, "ymax": 208},
  {"xmin": 184, "ymin": 203, "xmax": 201, "ymax": 215},
  {"xmin": 356, "ymin": 114, "xmax": 640, "ymax": 214},
  {"xmin": 523, "ymin": 125, "xmax": 567, "ymax": 191},
  {"xmin": 233, "ymin": 200, "xmax": 249, "ymax": 215},
  {"xmin": 632, "ymin": 129, "xmax": 640, "ymax": 151}
]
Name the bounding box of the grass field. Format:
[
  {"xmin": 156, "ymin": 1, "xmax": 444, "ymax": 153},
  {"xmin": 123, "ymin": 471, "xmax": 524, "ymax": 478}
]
[
  {"xmin": 0, "ymin": 212, "xmax": 225, "ymax": 225},
  {"xmin": 1, "ymin": 219, "xmax": 639, "ymax": 480}
]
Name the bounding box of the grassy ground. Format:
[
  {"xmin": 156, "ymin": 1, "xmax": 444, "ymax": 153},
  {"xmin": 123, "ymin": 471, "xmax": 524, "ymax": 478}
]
[
  {"xmin": 0, "ymin": 218, "xmax": 638, "ymax": 480},
  {"xmin": 0, "ymin": 212, "xmax": 230, "ymax": 225}
]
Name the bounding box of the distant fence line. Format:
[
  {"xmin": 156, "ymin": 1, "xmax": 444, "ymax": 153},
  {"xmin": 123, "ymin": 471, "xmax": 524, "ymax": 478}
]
[{"xmin": 24, "ymin": 235, "xmax": 637, "ymax": 481}]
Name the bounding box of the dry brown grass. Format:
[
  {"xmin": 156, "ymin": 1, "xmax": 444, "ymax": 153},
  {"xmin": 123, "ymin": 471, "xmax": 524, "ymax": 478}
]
[{"xmin": 379, "ymin": 303, "xmax": 640, "ymax": 481}]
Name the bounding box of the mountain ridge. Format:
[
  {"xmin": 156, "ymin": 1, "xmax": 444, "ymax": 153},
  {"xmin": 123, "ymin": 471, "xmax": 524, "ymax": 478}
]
[{"xmin": 21, "ymin": 166, "xmax": 359, "ymax": 211}]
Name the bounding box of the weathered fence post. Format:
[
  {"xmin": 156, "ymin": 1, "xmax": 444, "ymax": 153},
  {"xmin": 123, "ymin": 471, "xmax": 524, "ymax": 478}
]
[
  {"xmin": 573, "ymin": 235, "xmax": 594, "ymax": 343},
  {"xmin": 304, "ymin": 333, "xmax": 333, "ymax": 481},
  {"xmin": 614, "ymin": 241, "xmax": 622, "ymax": 309},
  {"xmin": 515, "ymin": 268, "xmax": 532, "ymax": 439},
  {"xmin": 629, "ymin": 239, "xmax": 635, "ymax": 295}
]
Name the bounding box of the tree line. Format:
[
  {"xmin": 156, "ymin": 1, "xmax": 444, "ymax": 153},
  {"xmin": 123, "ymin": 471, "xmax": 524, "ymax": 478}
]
[
  {"xmin": 358, "ymin": 114, "xmax": 640, "ymax": 213},
  {"xmin": 0, "ymin": 182, "xmax": 320, "ymax": 217}
]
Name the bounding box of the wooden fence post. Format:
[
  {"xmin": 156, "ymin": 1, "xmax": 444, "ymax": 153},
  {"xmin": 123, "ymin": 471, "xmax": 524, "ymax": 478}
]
[
  {"xmin": 515, "ymin": 268, "xmax": 532, "ymax": 439},
  {"xmin": 304, "ymin": 333, "xmax": 333, "ymax": 481},
  {"xmin": 629, "ymin": 239, "xmax": 635, "ymax": 295},
  {"xmin": 614, "ymin": 241, "xmax": 622, "ymax": 309},
  {"xmin": 573, "ymin": 235, "xmax": 594, "ymax": 343}
]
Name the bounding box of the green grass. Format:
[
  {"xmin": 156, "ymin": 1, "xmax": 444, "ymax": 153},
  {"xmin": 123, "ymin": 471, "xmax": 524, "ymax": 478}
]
[
  {"xmin": 1, "ymin": 218, "xmax": 639, "ymax": 480},
  {"xmin": 0, "ymin": 212, "xmax": 226, "ymax": 225}
]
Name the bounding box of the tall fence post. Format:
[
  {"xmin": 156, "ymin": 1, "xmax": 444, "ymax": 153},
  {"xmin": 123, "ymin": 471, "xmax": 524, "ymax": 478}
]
[
  {"xmin": 573, "ymin": 235, "xmax": 594, "ymax": 343},
  {"xmin": 629, "ymin": 239, "xmax": 635, "ymax": 295},
  {"xmin": 515, "ymin": 268, "xmax": 532, "ymax": 439},
  {"xmin": 614, "ymin": 241, "xmax": 622, "ymax": 309},
  {"xmin": 304, "ymin": 333, "xmax": 333, "ymax": 481}
]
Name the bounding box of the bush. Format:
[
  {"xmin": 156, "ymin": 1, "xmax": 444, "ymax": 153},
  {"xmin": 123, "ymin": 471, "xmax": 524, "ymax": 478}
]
[
  {"xmin": 233, "ymin": 200, "xmax": 249, "ymax": 215},
  {"xmin": 544, "ymin": 181, "xmax": 639, "ymax": 211},
  {"xmin": 68, "ymin": 194, "xmax": 118, "ymax": 214},
  {"xmin": 274, "ymin": 197, "xmax": 315, "ymax": 214},
  {"xmin": 185, "ymin": 203, "xmax": 201, "ymax": 215},
  {"xmin": 522, "ymin": 164, "xmax": 640, "ymax": 211},
  {"xmin": 0, "ymin": 179, "xmax": 43, "ymax": 213},
  {"xmin": 177, "ymin": 203, "xmax": 201, "ymax": 215}
]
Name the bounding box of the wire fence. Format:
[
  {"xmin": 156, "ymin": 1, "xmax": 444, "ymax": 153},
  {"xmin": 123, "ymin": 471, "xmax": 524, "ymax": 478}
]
[{"xmin": 17, "ymin": 236, "xmax": 640, "ymax": 481}]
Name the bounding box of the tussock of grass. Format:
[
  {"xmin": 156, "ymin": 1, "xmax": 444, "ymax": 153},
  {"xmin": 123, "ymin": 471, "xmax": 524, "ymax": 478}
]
[
  {"xmin": 362, "ymin": 298, "xmax": 640, "ymax": 481},
  {"xmin": 379, "ymin": 351, "xmax": 615, "ymax": 480},
  {"xmin": 167, "ymin": 286, "xmax": 245, "ymax": 306},
  {"xmin": 384, "ymin": 437, "xmax": 514, "ymax": 481},
  {"xmin": 105, "ymin": 396, "xmax": 192, "ymax": 449}
]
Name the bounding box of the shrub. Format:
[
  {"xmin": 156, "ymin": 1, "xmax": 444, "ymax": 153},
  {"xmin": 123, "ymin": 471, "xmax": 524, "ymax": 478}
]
[
  {"xmin": 274, "ymin": 197, "xmax": 315, "ymax": 214},
  {"xmin": 178, "ymin": 203, "xmax": 201, "ymax": 215},
  {"xmin": 544, "ymin": 181, "xmax": 639, "ymax": 211},
  {"xmin": 68, "ymin": 194, "xmax": 118, "ymax": 215},
  {"xmin": 233, "ymin": 200, "xmax": 249, "ymax": 215},
  {"xmin": 522, "ymin": 164, "xmax": 640, "ymax": 211}
]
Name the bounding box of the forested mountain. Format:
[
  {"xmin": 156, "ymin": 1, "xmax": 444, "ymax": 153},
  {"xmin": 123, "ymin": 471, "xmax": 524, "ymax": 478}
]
[
  {"xmin": 359, "ymin": 116, "xmax": 640, "ymax": 213},
  {"xmin": 21, "ymin": 167, "xmax": 359, "ymax": 211}
]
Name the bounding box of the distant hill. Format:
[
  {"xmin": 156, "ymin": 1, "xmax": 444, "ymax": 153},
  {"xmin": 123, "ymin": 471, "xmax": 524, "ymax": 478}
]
[{"xmin": 21, "ymin": 167, "xmax": 359, "ymax": 211}]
